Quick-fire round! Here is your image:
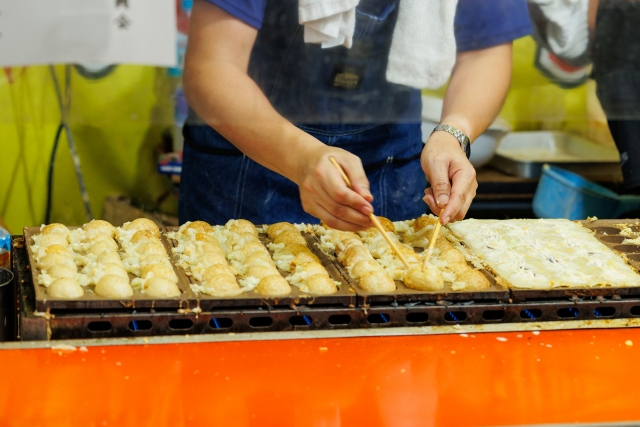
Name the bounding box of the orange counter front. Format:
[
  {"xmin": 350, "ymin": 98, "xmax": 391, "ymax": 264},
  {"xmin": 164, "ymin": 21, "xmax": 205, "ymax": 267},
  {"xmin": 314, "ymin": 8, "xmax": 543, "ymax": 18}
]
[{"xmin": 1, "ymin": 326, "xmax": 640, "ymax": 426}]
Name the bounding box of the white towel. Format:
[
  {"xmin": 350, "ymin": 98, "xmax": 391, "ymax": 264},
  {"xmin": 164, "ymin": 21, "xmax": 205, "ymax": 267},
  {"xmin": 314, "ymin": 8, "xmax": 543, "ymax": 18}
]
[
  {"xmin": 298, "ymin": 0, "xmax": 459, "ymax": 89},
  {"xmin": 530, "ymin": 0, "xmax": 589, "ymax": 62},
  {"xmin": 299, "ymin": 0, "xmax": 360, "ymax": 49}
]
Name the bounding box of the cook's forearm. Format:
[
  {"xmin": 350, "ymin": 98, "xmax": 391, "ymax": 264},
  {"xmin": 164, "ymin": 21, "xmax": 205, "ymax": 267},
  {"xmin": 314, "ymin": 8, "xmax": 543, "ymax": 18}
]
[
  {"xmin": 440, "ymin": 43, "xmax": 513, "ymax": 141},
  {"xmin": 183, "ymin": 63, "xmax": 322, "ymax": 185}
]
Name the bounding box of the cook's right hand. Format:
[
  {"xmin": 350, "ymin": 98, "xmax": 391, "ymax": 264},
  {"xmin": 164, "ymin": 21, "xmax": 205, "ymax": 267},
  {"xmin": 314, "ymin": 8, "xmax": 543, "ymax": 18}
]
[{"xmin": 297, "ymin": 146, "xmax": 374, "ymax": 231}]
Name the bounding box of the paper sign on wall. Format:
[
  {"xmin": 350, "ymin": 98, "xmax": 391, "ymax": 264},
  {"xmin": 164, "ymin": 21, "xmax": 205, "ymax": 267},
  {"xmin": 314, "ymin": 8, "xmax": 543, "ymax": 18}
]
[{"xmin": 0, "ymin": 0, "xmax": 176, "ymax": 67}]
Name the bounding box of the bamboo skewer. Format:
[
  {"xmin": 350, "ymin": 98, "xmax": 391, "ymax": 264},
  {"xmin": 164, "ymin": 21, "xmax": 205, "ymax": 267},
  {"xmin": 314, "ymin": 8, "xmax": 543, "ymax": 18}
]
[
  {"xmin": 329, "ymin": 157, "xmax": 411, "ymax": 269},
  {"xmin": 423, "ymin": 208, "xmax": 444, "ymax": 269}
]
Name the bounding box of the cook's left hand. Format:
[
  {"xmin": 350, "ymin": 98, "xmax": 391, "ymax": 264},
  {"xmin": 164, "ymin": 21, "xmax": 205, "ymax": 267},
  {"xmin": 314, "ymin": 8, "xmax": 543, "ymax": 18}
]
[{"xmin": 421, "ymin": 131, "xmax": 478, "ymax": 225}]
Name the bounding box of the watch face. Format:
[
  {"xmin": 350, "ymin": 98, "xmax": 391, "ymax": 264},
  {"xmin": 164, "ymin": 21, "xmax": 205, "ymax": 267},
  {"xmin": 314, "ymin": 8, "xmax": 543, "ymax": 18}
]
[{"xmin": 465, "ymin": 142, "xmax": 471, "ymax": 159}]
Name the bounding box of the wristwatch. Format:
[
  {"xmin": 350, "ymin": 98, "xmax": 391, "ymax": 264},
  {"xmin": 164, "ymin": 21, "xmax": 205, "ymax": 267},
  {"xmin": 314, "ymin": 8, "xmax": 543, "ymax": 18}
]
[{"xmin": 431, "ymin": 124, "xmax": 471, "ymax": 159}]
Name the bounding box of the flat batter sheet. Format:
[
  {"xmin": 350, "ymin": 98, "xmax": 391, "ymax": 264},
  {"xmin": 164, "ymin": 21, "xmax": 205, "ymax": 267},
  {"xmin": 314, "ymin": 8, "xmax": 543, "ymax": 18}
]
[{"xmin": 448, "ymin": 219, "xmax": 640, "ymax": 290}]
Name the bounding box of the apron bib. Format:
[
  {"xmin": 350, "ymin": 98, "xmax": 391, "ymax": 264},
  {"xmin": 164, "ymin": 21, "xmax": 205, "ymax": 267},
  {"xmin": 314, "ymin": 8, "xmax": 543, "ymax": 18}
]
[{"xmin": 180, "ymin": 0, "xmax": 425, "ymax": 224}]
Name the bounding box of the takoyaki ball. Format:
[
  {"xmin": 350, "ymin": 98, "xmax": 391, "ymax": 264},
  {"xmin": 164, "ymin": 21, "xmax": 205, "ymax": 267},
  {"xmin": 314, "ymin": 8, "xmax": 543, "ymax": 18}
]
[
  {"xmin": 229, "ymin": 232, "xmax": 259, "ymax": 249},
  {"xmin": 100, "ymin": 263, "xmax": 129, "ymax": 281},
  {"xmin": 47, "ymin": 264, "xmax": 77, "ymax": 280},
  {"xmin": 41, "ymin": 223, "xmax": 70, "ymax": 236},
  {"xmin": 123, "ymin": 218, "xmax": 160, "ymax": 237},
  {"xmin": 144, "ymin": 277, "xmax": 181, "ymax": 298},
  {"xmin": 266, "ymin": 222, "xmax": 299, "ymax": 239},
  {"xmin": 136, "ymin": 241, "xmax": 166, "ymax": 257},
  {"xmin": 185, "ymin": 220, "xmax": 214, "ymax": 234},
  {"xmin": 36, "ymin": 244, "xmax": 69, "ymax": 259},
  {"xmin": 226, "ymin": 219, "xmax": 258, "ymax": 236},
  {"xmin": 434, "ymin": 236, "xmax": 454, "ymax": 252},
  {"xmin": 438, "ymin": 248, "xmax": 467, "ymax": 266},
  {"xmin": 47, "ymin": 278, "xmax": 84, "ymax": 298},
  {"xmin": 200, "ymin": 252, "xmax": 229, "ymax": 268},
  {"xmin": 350, "ymin": 260, "xmax": 382, "ymax": 279},
  {"xmin": 245, "ymin": 265, "xmax": 279, "ymax": 280},
  {"xmin": 403, "ymin": 264, "xmax": 444, "ymax": 291},
  {"xmin": 83, "ymin": 219, "xmax": 116, "ymax": 238},
  {"xmin": 291, "ymin": 251, "xmax": 320, "ymax": 267},
  {"xmin": 273, "ymin": 230, "xmax": 307, "ymax": 246},
  {"xmin": 202, "ymin": 275, "xmax": 241, "ymax": 296},
  {"xmin": 38, "ymin": 233, "xmax": 69, "ymax": 248},
  {"xmin": 95, "ymin": 274, "xmax": 134, "ymax": 298},
  {"xmin": 457, "ymin": 269, "xmax": 491, "ymax": 290},
  {"xmin": 279, "ymin": 243, "xmax": 312, "ymax": 257},
  {"xmin": 83, "ymin": 232, "xmax": 117, "ymax": 247},
  {"xmin": 376, "ymin": 216, "xmax": 395, "ymax": 233},
  {"xmin": 198, "ymin": 242, "xmax": 226, "ymax": 258},
  {"xmin": 242, "ymin": 241, "xmax": 269, "ymax": 257},
  {"xmin": 295, "ymin": 262, "xmax": 329, "ymax": 277},
  {"xmin": 397, "ymin": 245, "xmax": 421, "ymax": 264},
  {"xmin": 335, "ymin": 238, "xmax": 364, "ymax": 256},
  {"xmin": 131, "ymin": 230, "xmax": 159, "ymax": 245},
  {"xmin": 341, "ymin": 245, "xmax": 373, "ymax": 266},
  {"xmin": 244, "ymin": 251, "xmax": 274, "ymax": 267},
  {"xmin": 359, "ymin": 271, "xmax": 396, "ymax": 293},
  {"xmin": 413, "ymin": 216, "xmax": 438, "ymax": 232},
  {"xmin": 202, "ymin": 264, "xmax": 236, "ymax": 282},
  {"xmin": 38, "ymin": 253, "xmax": 76, "ymax": 272},
  {"xmin": 256, "ymin": 275, "xmax": 292, "ymax": 296},
  {"xmin": 306, "ymin": 274, "xmax": 338, "ymax": 295},
  {"xmin": 194, "ymin": 232, "xmax": 218, "ymax": 245},
  {"xmin": 139, "ymin": 254, "xmax": 171, "ymax": 268},
  {"xmin": 88, "ymin": 242, "xmax": 118, "ymax": 257},
  {"xmin": 140, "ymin": 263, "xmax": 178, "ymax": 283},
  {"xmin": 97, "ymin": 251, "xmax": 124, "ymax": 267}
]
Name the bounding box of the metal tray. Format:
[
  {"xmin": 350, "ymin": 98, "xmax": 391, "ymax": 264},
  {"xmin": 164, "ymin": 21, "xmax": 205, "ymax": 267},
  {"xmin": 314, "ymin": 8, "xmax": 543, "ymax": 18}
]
[
  {"xmin": 14, "ymin": 235, "xmax": 640, "ymax": 341},
  {"xmin": 24, "ymin": 226, "xmax": 196, "ymax": 312},
  {"xmin": 503, "ymin": 219, "xmax": 640, "ymax": 301},
  {"xmin": 488, "ymin": 131, "xmax": 621, "ymax": 179},
  {"xmin": 165, "ymin": 227, "xmax": 357, "ymax": 310},
  {"xmin": 309, "ymin": 235, "xmax": 510, "ymax": 307}
]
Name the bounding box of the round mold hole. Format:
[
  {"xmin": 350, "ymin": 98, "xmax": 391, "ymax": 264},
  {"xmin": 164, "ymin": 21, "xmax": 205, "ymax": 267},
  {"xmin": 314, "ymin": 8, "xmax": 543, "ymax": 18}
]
[
  {"xmin": 328, "ymin": 314, "xmax": 351, "ymax": 325},
  {"xmin": 87, "ymin": 321, "xmax": 112, "ymax": 332},
  {"xmin": 406, "ymin": 312, "xmax": 429, "ymax": 324},
  {"xmin": 614, "ymin": 245, "xmax": 640, "ymax": 253},
  {"xmin": 591, "ymin": 227, "xmax": 622, "ymax": 235},
  {"xmin": 169, "ymin": 319, "xmax": 194, "ymax": 331},
  {"xmin": 600, "ymin": 236, "xmax": 626, "ymax": 244},
  {"xmin": 444, "ymin": 311, "xmax": 467, "ymax": 323},
  {"xmin": 289, "ymin": 315, "xmax": 313, "ymax": 326},
  {"xmin": 520, "ymin": 309, "xmax": 542, "ymax": 320},
  {"xmin": 627, "ymin": 254, "xmax": 640, "ymax": 262},
  {"xmin": 128, "ymin": 320, "xmax": 152, "ymax": 331},
  {"xmin": 249, "ymin": 316, "xmax": 273, "ymax": 328},
  {"xmin": 209, "ymin": 318, "xmax": 233, "ymax": 329}
]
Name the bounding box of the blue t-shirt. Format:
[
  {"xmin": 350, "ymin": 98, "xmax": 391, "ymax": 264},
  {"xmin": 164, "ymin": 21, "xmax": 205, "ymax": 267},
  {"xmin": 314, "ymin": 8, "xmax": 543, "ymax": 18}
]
[
  {"xmin": 204, "ymin": 0, "xmax": 531, "ymax": 52},
  {"xmin": 195, "ymin": 0, "xmax": 531, "ymax": 124}
]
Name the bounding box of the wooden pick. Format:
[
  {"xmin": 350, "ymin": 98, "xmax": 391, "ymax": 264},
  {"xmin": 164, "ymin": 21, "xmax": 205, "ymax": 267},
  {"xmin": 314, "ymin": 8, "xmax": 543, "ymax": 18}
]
[
  {"xmin": 423, "ymin": 208, "xmax": 444, "ymax": 269},
  {"xmin": 328, "ymin": 156, "xmax": 411, "ymax": 269}
]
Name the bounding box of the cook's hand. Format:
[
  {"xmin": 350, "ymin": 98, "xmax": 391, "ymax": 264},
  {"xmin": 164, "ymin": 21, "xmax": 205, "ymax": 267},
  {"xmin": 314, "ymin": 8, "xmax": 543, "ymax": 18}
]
[
  {"xmin": 298, "ymin": 146, "xmax": 374, "ymax": 231},
  {"xmin": 421, "ymin": 131, "xmax": 477, "ymax": 225}
]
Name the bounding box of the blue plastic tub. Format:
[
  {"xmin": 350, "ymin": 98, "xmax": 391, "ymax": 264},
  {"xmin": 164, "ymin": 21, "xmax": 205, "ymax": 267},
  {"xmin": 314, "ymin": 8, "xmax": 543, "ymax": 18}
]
[{"xmin": 533, "ymin": 164, "xmax": 640, "ymax": 220}]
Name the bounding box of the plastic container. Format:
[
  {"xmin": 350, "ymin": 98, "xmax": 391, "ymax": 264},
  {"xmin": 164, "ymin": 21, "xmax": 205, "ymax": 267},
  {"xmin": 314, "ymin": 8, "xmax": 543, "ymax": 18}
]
[
  {"xmin": 0, "ymin": 227, "xmax": 9, "ymax": 269},
  {"xmin": 0, "ymin": 268, "xmax": 16, "ymax": 342},
  {"xmin": 533, "ymin": 164, "xmax": 640, "ymax": 220}
]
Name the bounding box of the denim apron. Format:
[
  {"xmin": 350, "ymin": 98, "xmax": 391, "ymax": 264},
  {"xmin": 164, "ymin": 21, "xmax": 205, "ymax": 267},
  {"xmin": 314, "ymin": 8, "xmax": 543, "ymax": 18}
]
[{"xmin": 180, "ymin": 0, "xmax": 425, "ymax": 224}]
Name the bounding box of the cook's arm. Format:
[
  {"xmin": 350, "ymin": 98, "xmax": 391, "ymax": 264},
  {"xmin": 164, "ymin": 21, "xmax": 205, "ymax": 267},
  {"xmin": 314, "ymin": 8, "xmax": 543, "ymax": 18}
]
[
  {"xmin": 422, "ymin": 43, "xmax": 512, "ymax": 223},
  {"xmin": 183, "ymin": 0, "xmax": 373, "ymax": 230}
]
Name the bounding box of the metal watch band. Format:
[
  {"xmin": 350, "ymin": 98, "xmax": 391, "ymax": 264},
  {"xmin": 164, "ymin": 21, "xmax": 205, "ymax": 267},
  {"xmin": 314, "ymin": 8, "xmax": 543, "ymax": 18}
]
[{"xmin": 431, "ymin": 124, "xmax": 471, "ymax": 159}]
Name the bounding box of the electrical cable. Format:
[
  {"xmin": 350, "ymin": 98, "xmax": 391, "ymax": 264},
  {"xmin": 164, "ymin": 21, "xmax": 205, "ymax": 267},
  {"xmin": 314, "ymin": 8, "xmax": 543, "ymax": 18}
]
[
  {"xmin": 44, "ymin": 124, "xmax": 64, "ymax": 224},
  {"xmin": 46, "ymin": 65, "xmax": 93, "ymax": 222}
]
